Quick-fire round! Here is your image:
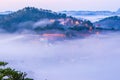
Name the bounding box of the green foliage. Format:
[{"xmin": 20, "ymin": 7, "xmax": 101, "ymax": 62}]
[
  {"xmin": 0, "ymin": 62, "xmax": 8, "ymax": 67},
  {"xmin": 0, "ymin": 61, "xmax": 33, "ymax": 80}
]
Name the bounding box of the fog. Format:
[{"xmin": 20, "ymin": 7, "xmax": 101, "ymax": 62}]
[
  {"xmin": 0, "ymin": 32, "xmax": 120, "ymax": 80},
  {"xmin": 33, "ymin": 19, "xmax": 52, "ymax": 28}
]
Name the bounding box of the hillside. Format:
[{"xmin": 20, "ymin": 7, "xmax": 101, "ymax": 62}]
[
  {"xmin": 0, "ymin": 7, "xmax": 93, "ymax": 33},
  {"xmin": 0, "ymin": 7, "xmax": 66, "ymax": 32},
  {"xmin": 94, "ymin": 16, "xmax": 120, "ymax": 30}
]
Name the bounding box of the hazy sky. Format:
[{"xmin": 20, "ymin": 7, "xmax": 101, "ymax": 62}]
[{"xmin": 0, "ymin": 0, "xmax": 120, "ymax": 12}]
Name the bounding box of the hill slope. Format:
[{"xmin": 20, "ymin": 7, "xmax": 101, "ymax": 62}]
[
  {"xmin": 94, "ymin": 16, "xmax": 120, "ymax": 30},
  {"xmin": 0, "ymin": 7, "xmax": 94, "ymax": 33}
]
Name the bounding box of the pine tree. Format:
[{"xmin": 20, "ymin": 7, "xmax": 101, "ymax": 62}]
[{"xmin": 0, "ymin": 61, "xmax": 33, "ymax": 80}]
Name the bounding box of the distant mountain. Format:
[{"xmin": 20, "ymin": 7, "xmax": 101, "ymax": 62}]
[
  {"xmin": 60, "ymin": 8, "xmax": 120, "ymax": 16},
  {"xmin": 0, "ymin": 7, "xmax": 93, "ymax": 33},
  {"xmin": 94, "ymin": 16, "xmax": 120, "ymax": 30},
  {"xmin": 0, "ymin": 11, "xmax": 13, "ymax": 15},
  {"xmin": 61, "ymin": 11, "xmax": 115, "ymax": 16}
]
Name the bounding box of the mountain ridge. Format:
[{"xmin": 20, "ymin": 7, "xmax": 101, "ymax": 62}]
[
  {"xmin": 60, "ymin": 8, "xmax": 120, "ymax": 16},
  {"xmin": 0, "ymin": 7, "xmax": 93, "ymax": 34}
]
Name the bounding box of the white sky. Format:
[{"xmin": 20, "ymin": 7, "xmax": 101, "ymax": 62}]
[{"xmin": 0, "ymin": 0, "xmax": 120, "ymax": 12}]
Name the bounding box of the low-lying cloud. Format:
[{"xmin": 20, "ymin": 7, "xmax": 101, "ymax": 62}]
[
  {"xmin": 0, "ymin": 32, "xmax": 120, "ymax": 80},
  {"xmin": 33, "ymin": 19, "xmax": 52, "ymax": 28}
]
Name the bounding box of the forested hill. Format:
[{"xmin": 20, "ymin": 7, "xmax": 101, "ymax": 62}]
[
  {"xmin": 94, "ymin": 16, "xmax": 120, "ymax": 30},
  {"xmin": 0, "ymin": 7, "xmax": 93, "ymax": 33}
]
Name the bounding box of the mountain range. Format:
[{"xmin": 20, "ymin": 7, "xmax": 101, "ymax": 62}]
[{"xmin": 61, "ymin": 8, "xmax": 120, "ymax": 16}]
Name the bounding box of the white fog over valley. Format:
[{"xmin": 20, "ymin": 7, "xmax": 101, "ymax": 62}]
[{"xmin": 0, "ymin": 32, "xmax": 120, "ymax": 80}]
